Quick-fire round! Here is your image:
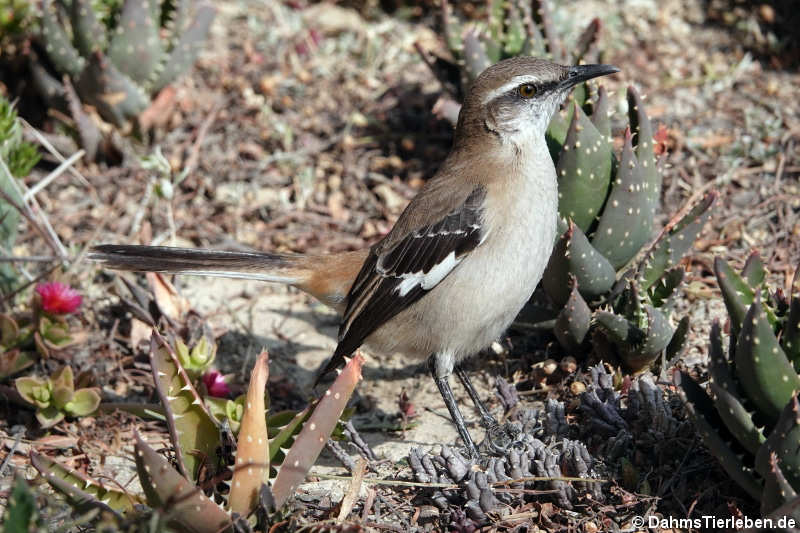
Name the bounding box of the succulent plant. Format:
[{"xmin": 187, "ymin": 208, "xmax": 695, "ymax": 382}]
[
  {"xmin": 532, "ymin": 84, "xmax": 715, "ymax": 371},
  {"xmin": 0, "ymin": 280, "xmax": 86, "ymax": 370},
  {"xmin": 0, "ymin": 96, "xmax": 40, "ymax": 293},
  {"xmin": 675, "ymin": 252, "xmax": 800, "ymax": 520},
  {"xmin": 438, "ymin": 0, "xmax": 600, "ymax": 96},
  {"xmin": 16, "ymin": 365, "xmax": 101, "ymax": 427},
  {"xmin": 176, "ymin": 335, "xmax": 217, "ymax": 376},
  {"xmin": 31, "ymin": 335, "xmax": 364, "ymax": 531},
  {"xmin": 30, "ymin": 0, "xmax": 215, "ymax": 128}
]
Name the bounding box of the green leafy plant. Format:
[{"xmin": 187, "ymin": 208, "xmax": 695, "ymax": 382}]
[
  {"xmin": 675, "ymin": 253, "xmax": 800, "ymax": 520},
  {"xmin": 0, "ymin": 95, "xmax": 40, "ymax": 293},
  {"xmin": 16, "ymin": 365, "xmax": 101, "ymax": 427},
  {"xmin": 533, "ymin": 85, "xmax": 715, "ymax": 371},
  {"xmin": 0, "ymin": 281, "xmax": 85, "ymax": 378},
  {"xmin": 32, "ymin": 334, "xmax": 364, "ymax": 531},
  {"xmin": 176, "ymin": 335, "xmax": 216, "ymax": 376},
  {"xmin": 30, "ymin": 0, "xmax": 215, "ymax": 129}
]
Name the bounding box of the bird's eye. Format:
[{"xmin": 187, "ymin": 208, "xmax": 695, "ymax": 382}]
[{"xmin": 518, "ymin": 84, "xmax": 537, "ymax": 98}]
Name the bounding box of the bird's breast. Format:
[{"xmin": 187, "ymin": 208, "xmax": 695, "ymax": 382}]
[{"xmin": 364, "ymin": 159, "xmax": 559, "ymax": 370}]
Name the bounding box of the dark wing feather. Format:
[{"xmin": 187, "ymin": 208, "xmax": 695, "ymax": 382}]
[{"xmin": 315, "ymin": 186, "xmax": 487, "ymax": 381}]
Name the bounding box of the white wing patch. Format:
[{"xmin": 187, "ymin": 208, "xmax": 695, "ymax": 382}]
[{"xmin": 395, "ymin": 251, "xmax": 461, "ymax": 297}]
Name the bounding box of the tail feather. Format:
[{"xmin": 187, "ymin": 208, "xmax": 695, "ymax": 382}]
[{"xmin": 89, "ymin": 244, "xmax": 303, "ymax": 284}]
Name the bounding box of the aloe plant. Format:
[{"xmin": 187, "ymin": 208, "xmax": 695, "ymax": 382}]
[
  {"xmin": 16, "ymin": 365, "xmax": 101, "ymax": 427},
  {"xmin": 30, "ymin": 0, "xmax": 215, "ymax": 128},
  {"xmin": 675, "ymin": 253, "xmax": 800, "ymax": 520},
  {"xmin": 534, "ymin": 84, "xmax": 715, "ymax": 370},
  {"xmin": 32, "ymin": 336, "xmax": 364, "ymax": 531}
]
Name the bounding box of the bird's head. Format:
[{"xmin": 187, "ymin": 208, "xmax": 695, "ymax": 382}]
[{"xmin": 455, "ymin": 57, "xmax": 619, "ymax": 151}]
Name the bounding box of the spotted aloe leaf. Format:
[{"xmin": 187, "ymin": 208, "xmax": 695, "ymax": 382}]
[
  {"xmin": 627, "ymin": 86, "xmax": 660, "ymax": 196},
  {"xmin": 40, "ymin": 0, "xmax": 85, "ymax": 77},
  {"xmin": 34, "ymin": 0, "xmax": 216, "ymax": 134},
  {"xmin": 150, "ymin": 2, "xmax": 215, "ymax": 93},
  {"xmin": 150, "ymin": 333, "xmax": 220, "ymax": 481},
  {"xmin": 107, "ymin": 0, "xmax": 163, "ymax": 85},
  {"xmin": 229, "ymin": 351, "xmax": 270, "ymax": 517},
  {"xmin": 69, "ymin": 0, "xmax": 107, "ymax": 57},
  {"xmin": 543, "ymin": 221, "xmax": 616, "ymax": 307},
  {"xmin": 665, "ymin": 315, "xmax": 689, "ymax": 360},
  {"xmin": 761, "ymin": 452, "xmax": 800, "ymax": 519},
  {"xmin": 755, "ymin": 394, "xmax": 800, "ymax": 489},
  {"xmin": 706, "ymin": 321, "xmax": 764, "ymax": 455},
  {"xmin": 782, "ymin": 267, "xmax": 800, "ymax": 365},
  {"xmin": 271, "ymin": 353, "xmax": 364, "ymax": 508},
  {"xmin": 555, "ymin": 103, "xmax": 613, "ymax": 232},
  {"xmin": 589, "ymin": 129, "xmax": 650, "ymax": 270},
  {"xmin": 673, "ymin": 370, "xmax": 762, "ymax": 500},
  {"xmin": 553, "ymin": 280, "xmax": 591, "ymax": 352},
  {"xmin": 30, "ymin": 452, "xmax": 141, "ymax": 514},
  {"xmin": 714, "ymin": 257, "xmax": 758, "ymax": 336},
  {"xmin": 134, "ymin": 430, "xmax": 232, "ymax": 533},
  {"xmin": 639, "ymin": 192, "xmax": 716, "ymax": 292},
  {"xmin": 734, "ymin": 297, "xmax": 800, "ymax": 422}
]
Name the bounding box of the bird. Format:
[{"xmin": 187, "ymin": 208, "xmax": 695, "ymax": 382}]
[{"xmin": 90, "ymin": 57, "xmax": 619, "ymax": 459}]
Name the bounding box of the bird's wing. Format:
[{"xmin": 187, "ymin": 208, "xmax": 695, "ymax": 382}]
[{"xmin": 316, "ymin": 184, "xmax": 487, "ymax": 380}]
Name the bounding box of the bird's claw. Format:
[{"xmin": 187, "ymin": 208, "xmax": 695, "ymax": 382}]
[{"xmin": 484, "ymin": 422, "xmax": 522, "ymax": 456}]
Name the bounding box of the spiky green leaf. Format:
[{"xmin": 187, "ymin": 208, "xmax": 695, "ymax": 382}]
[
  {"xmin": 735, "ymin": 297, "xmax": 800, "ymax": 422},
  {"xmin": 555, "ymin": 103, "xmax": 613, "ymax": 232}
]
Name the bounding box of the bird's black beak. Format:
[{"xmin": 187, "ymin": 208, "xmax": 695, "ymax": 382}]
[{"xmin": 560, "ymin": 64, "xmax": 620, "ymax": 89}]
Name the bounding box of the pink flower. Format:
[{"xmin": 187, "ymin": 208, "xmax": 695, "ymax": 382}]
[
  {"xmin": 36, "ymin": 282, "xmax": 82, "ymax": 314},
  {"xmin": 202, "ymin": 371, "xmax": 230, "ymax": 398}
]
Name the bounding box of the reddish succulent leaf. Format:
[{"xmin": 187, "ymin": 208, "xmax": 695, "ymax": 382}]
[
  {"xmin": 229, "ymin": 351, "xmax": 270, "ymax": 517},
  {"xmin": 271, "ymin": 353, "xmax": 364, "ymax": 508}
]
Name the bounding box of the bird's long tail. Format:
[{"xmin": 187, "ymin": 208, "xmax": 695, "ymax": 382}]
[
  {"xmin": 88, "ymin": 244, "xmax": 304, "ymax": 284},
  {"xmin": 89, "ymin": 244, "xmax": 367, "ymax": 311}
]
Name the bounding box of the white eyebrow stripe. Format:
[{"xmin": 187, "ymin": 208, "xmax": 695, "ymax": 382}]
[{"xmin": 481, "ymin": 75, "xmax": 543, "ymax": 104}]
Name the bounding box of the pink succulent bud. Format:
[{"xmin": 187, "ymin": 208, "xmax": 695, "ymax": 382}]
[
  {"xmin": 36, "ymin": 282, "xmax": 82, "ymax": 315},
  {"xmin": 202, "ymin": 370, "xmax": 231, "ymax": 398}
]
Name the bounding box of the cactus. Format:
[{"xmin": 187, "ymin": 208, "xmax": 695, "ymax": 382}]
[
  {"xmin": 15, "ymin": 365, "xmax": 101, "ymax": 427},
  {"xmin": 675, "ymin": 253, "xmax": 800, "ymax": 520},
  {"xmin": 536, "ymin": 84, "xmax": 715, "ymax": 371},
  {"xmin": 31, "ymin": 0, "xmax": 215, "ymax": 128},
  {"xmin": 31, "ymin": 337, "xmax": 364, "ymax": 530}
]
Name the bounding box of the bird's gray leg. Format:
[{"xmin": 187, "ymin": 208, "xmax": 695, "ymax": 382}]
[
  {"xmin": 427, "ymin": 355, "xmax": 480, "ymax": 461},
  {"xmin": 455, "ymin": 366, "xmax": 519, "ymax": 455}
]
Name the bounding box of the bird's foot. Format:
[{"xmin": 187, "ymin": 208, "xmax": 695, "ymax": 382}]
[{"xmin": 483, "ymin": 421, "xmax": 522, "ymax": 456}]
